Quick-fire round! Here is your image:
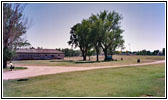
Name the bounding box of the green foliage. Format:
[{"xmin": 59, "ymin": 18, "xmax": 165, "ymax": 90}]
[
  {"xmin": 162, "ymin": 48, "xmax": 165, "ymax": 55},
  {"xmin": 87, "ymin": 49, "xmax": 96, "ymax": 60},
  {"xmin": 121, "ymin": 49, "xmax": 163, "ymax": 56},
  {"xmin": 89, "ymin": 13, "xmax": 103, "ymax": 61},
  {"xmin": 152, "ymin": 50, "xmax": 160, "ymax": 55},
  {"xmin": 96, "ymin": 10, "xmax": 124, "ymax": 60},
  {"xmin": 3, "ymin": 47, "xmax": 15, "ymax": 61},
  {"xmin": 61, "ymin": 48, "xmax": 81, "ymax": 57},
  {"xmin": 87, "ymin": 49, "xmax": 96, "ymax": 57},
  {"xmin": 68, "ymin": 10, "xmax": 125, "ymax": 61},
  {"xmin": 68, "ymin": 20, "xmax": 92, "ymax": 60}
]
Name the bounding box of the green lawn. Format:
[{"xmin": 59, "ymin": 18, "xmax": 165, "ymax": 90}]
[
  {"xmin": 12, "ymin": 55, "xmax": 165, "ymax": 67},
  {"xmin": 3, "ymin": 63, "xmax": 165, "ymax": 97}
]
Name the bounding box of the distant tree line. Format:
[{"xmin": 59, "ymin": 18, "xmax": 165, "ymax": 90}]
[
  {"xmin": 56, "ymin": 48, "xmax": 81, "ymax": 57},
  {"xmin": 114, "ymin": 48, "xmax": 165, "ymax": 56}
]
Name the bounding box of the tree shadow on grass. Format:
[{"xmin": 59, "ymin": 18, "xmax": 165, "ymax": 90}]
[{"xmin": 49, "ymin": 60, "xmax": 115, "ymax": 64}]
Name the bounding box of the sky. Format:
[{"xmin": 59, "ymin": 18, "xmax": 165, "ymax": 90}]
[{"xmin": 22, "ymin": 3, "xmax": 165, "ymax": 51}]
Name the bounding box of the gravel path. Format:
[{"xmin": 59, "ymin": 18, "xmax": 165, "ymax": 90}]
[{"xmin": 3, "ymin": 60, "xmax": 165, "ymax": 80}]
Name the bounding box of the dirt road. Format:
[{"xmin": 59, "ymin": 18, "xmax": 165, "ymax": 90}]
[{"xmin": 3, "ymin": 60, "xmax": 165, "ymax": 80}]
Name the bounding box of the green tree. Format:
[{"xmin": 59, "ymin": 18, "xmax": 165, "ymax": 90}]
[
  {"xmin": 3, "ymin": 3, "xmax": 30, "ymax": 68},
  {"xmin": 142, "ymin": 49, "xmax": 147, "ymax": 55},
  {"xmin": 94, "ymin": 10, "xmax": 124, "ymax": 61},
  {"xmin": 152, "ymin": 50, "xmax": 160, "ymax": 55},
  {"xmin": 68, "ymin": 20, "xmax": 92, "ymax": 60},
  {"xmin": 162, "ymin": 48, "xmax": 165, "ymax": 56},
  {"xmin": 62, "ymin": 48, "xmax": 81, "ymax": 57},
  {"xmin": 89, "ymin": 15, "xmax": 103, "ymax": 61},
  {"xmin": 146, "ymin": 50, "xmax": 151, "ymax": 55}
]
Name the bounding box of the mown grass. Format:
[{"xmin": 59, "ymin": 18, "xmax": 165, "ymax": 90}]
[
  {"xmin": 12, "ymin": 55, "xmax": 165, "ymax": 67},
  {"xmin": 3, "ymin": 63, "xmax": 165, "ymax": 97}
]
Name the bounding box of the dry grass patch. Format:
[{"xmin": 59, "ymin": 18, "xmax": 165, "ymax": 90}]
[{"xmin": 12, "ymin": 55, "xmax": 165, "ymax": 67}]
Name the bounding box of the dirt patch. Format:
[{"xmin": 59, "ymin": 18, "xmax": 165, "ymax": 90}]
[
  {"xmin": 157, "ymin": 78, "xmax": 165, "ymax": 80},
  {"xmin": 141, "ymin": 94, "xmax": 154, "ymax": 97}
]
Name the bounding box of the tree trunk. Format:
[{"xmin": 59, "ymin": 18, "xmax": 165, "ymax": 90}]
[
  {"xmin": 96, "ymin": 50, "xmax": 99, "ymax": 61},
  {"xmin": 80, "ymin": 48, "xmax": 87, "ymax": 61},
  {"xmin": 111, "ymin": 54, "xmax": 114, "ymax": 61},
  {"xmin": 104, "ymin": 52, "xmax": 108, "ymax": 61},
  {"xmin": 89, "ymin": 56, "xmax": 90, "ymax": 61},
  {"xmin": 3, "ymin": 59, "xmax": 7, "ymax": 68},
  {"xmin": 103, "ymin": 49, "xmax": 108, "ymax": 61},
  {"xmin": 83, "ymin": 55, "xmax": 86, "ymax": 61},
  {"xmin": 95, "ymin": 47, "xmax": 99, "ymax": 62},
  {"xmin": 81, "ymin": 50, "xmax": 86, "ymax": 61}
]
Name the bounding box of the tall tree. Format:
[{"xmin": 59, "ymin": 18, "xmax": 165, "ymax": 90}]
[
  {"xmin": 89, "ymin": 14, "xmax": 103, "ymax": 61},
  {"xmin": 152, "ymin": 50, "xmax": 160, "ymax": 55},
  {"xmin": 3, "ymin": 3, "xmax": 30, "ymax": 68},
  {"xmin": 96, "ymin": 10, "xmax": 124, "ymax": 61},
  {"xmin": 68, "ymin": 20, "xmax": 92, "ymax": 60},
  {"xmin": 162, "ymin": 48, "xmax": 165, "ymax": 56}
]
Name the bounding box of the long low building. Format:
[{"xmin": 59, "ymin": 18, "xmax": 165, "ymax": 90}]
[{"xmin": 14, "ymin": 49, "xmax": 64, "ymax": 60}]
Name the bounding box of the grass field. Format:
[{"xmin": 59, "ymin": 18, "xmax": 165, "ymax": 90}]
[
  {"xmin": 12, "ymin": 55, "xmax": 165, "ymax": 67},
  {"xmin": 3, "ymin": 63, "xmax": 165, "ymax": 97}
]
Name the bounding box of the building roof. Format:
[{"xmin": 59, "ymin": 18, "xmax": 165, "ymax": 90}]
[{"xmin": 16, "ymin": 49, "xmax": 64, "ymax": 54}]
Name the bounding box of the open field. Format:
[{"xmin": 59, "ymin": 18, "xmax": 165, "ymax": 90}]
[
  {"xmin": 12, "ymin": 55, "xmax": 165, "ymax": 67},
  {"xmin": 3, "ymin": 63, "xmax": 165, "ymax": 97}
]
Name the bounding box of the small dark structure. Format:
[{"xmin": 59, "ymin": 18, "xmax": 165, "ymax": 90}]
[
  {"xmin": 10, "ymin": 65, "xmax": 15, "ymax": 71},
  {"xmin": 9, "ymin": 62, "xmax": 14, "ymax": 71},
  {"xmin": 121, "ymin": 58, "xmax": 123, "ymax": 61},
  {"xmin": 137, "ymin": 59, "xmax": 140, "ymax": 63},
  {"xmin": 17, "ymin": 79, "xmax": 29, "ymax": 81},
  {"xmin": 106, "ymin": 56, "xmax": 112, "ymax": 61},
  {"xmin": 14, "ymin": 49, "xmax": 64, "ymax": 60}
]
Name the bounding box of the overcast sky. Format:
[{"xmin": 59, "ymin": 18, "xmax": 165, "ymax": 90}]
[{"xmin": 22, "ymin": 3, "xmax": 165, "ymax": 51}]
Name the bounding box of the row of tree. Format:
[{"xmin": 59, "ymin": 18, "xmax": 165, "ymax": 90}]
[
  {"xmin": 56, "ymin": 48, "xmax": 81, "ymax": 57},
  {"xmin": 125, "ymin": 48, "xmax": 165, "ymax": 56},
  {"xmin": 60, "ymin": 48, "xmax": 165, "ymax": 58},
  {"xmin": 112, "ymin": 48, "xmax": 165, "ymax": 56},
  {"xmin": 57, "ymin": 48, "xmax": 96, "ymax": 60},
  {"xmin": 68, "ymin": 10, "xmax": 125, "ymax": 61}
]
